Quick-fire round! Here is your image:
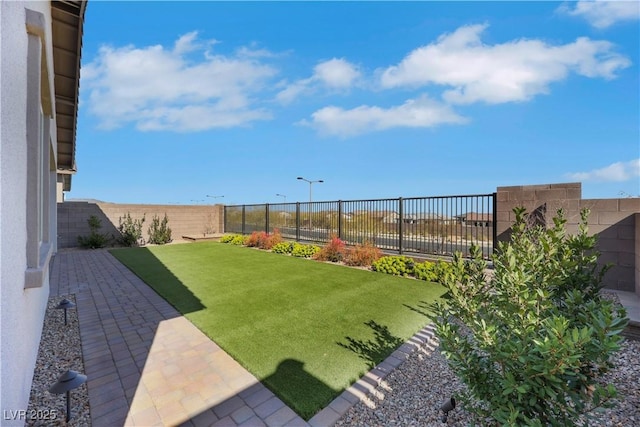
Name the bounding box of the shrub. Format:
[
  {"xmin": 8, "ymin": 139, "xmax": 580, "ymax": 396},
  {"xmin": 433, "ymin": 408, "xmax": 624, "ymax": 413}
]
[
  {"xmin": 265, "ymin": 229, "xmax": 283, "ymax": 250},
  {"xmin": 245, "ymin": 230, "xmax": 282, "ymax": 250},
  {"xmin": 272, "ymin": 242, "xmax": 294, "ymax": 254},
  {"xmin": 371, "ymin": 255, "xmax": 414, "ymax": 276},
  {"xmin": 147, "ymin": 213, "xmax": 172, "ymax": 245},
  {"xmin": 431, "ymin": 207, "xmax": 629, "ymax": 426},
  {"xmin": 245, "ymin": 231, "xmax": 264, "ymax": 248},
  {"xmin": 291, "ymin": 243, "xmax": 320, "ymax": 258},
  {"xmin": 344, "ymin": 240, "xmax": 382, "ymax": 266},
  {"xmin": 413, "ymin": 261, "xmax": 437, "ymax": 282},
  {"xmin": 118, "ymin": 213, "xmax": 145, "ymax": 247},
  {"xmin": 77, "ymin": 215, "xmax": 110, "ymax": 249},
  {"xmin": 433, "ymin": 260, "xmax": 453, "ymax": 283},
  {"xmin": 220, "ymin": 234, "xmax": 237, "ymax": 243},
  {"xmin": 230, "ymin": 235, "xmax": 247, "ymax": 245},
  {"xmin": 314, "ymin": 234, "xmax": 346, "ymax": 262}
]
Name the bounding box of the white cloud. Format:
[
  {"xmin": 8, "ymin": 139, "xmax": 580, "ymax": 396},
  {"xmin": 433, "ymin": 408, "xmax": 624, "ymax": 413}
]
[
  {"xmin": 300, "ymin": 95, "xmax": 467, "ymax": 137},
  {"xmin": 567, "ymin": 159, "xmax": 640, "ymax": 182},
  {"xmin": 82, "ymin": 32, "xmax": 277, "ymax": 132},
  {"xmin": 558, "ymin": 0, "xmax": 640, "ymax": 29},
  {"xmin": 276, "ymin": 58, "xmax": 361, "ymax": 104},
  {"xmin": 380, "ymin": 23, "xmax": 631, "ymax": 105}
]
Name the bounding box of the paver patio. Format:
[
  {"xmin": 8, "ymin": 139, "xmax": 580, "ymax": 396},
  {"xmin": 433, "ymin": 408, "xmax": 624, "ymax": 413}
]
[{"xmin": 50, "ymin": 249, "xmax": 308, "ymax": 427}]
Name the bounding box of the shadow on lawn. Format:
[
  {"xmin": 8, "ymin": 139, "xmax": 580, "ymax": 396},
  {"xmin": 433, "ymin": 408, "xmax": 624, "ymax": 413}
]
[
  {"xmin": 337, "ymin": 320, "xmax": 405, "ymax": 369},
  {"xmin": 110, "ymin": 247, "xmax": 205, "ymax": 314},
  {"xmin": 403, "ymin": 300, "xmax": 434, "ymax": 318}
]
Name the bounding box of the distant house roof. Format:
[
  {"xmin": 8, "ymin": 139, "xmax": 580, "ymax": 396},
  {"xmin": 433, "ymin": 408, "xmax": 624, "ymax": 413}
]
[
  {"xmin": 52, "ymin": 0, "xmax": 88, "ymax": 191},
  {"xmin": 457, "ymin": 212, "xmax": 493, "ymax": 222}
]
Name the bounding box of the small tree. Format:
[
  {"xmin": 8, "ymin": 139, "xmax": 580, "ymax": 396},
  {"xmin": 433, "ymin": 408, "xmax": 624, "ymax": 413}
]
[
  {"xmin": 77, "ymin": 215, "xmax": 110, "ymax": 249},
  {"xmin": 118, "ymin": 213, "xmax": 145, "ymax": 247},
  {"xmin": 432, "ymin": 207, "xmax": 628, "ymax": 426},
  {"xmin": 148, "ymin": 213, "xmax": 172, "ymax": 245}
]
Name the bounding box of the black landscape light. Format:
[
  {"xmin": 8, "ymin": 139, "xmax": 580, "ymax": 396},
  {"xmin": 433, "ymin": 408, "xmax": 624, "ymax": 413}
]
[
  {"xmin": 48, "ymin": 370, "xmax": 87, "ymax": 422},
  {"xmin": 55, "ymin": 298, "xmax": 76, "ymax": 325},
  {"xmin": 440, "ymin": 397, "xmax": 456, "ymax": 423}
]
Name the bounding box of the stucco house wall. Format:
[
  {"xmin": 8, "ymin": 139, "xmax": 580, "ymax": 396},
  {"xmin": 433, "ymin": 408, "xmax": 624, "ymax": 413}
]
[{"xmin": 1, "ymin": 1, "xmax": 59, "ymax": 422}]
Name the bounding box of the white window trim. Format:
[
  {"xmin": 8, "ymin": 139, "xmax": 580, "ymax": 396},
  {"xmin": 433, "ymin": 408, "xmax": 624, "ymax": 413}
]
[{"xmin": 24, "ymin": 8, "xmax": 54, "ymax": 289}]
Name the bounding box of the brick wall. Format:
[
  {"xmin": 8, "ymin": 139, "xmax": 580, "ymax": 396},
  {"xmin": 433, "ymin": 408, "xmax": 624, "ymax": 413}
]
[
  {"xmin": 496, "ymin": 183, "xmax": 640, "ymax": 293},
  {"xmin": 57, "ymin": 202, "xmax": 224, "ymax": 249}
]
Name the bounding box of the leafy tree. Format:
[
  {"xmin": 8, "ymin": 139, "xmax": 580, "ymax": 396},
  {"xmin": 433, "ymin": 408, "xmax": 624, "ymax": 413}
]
[{"xmin": 432, "ymin": 207, "xmax": 628, "ymax": 426}]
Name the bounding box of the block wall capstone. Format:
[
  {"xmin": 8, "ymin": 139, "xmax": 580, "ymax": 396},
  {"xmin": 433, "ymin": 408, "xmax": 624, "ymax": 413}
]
[
  {"xmin": 496, "ymin": 183, "xmax": 640, "ymax": 293},
  {"xmin": 57, "ymin": 202, "xmax": 224, "ymax": 248}
]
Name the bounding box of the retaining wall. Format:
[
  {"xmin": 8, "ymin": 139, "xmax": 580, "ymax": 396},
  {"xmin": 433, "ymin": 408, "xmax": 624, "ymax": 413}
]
[{"xmin": 57, "ymin": 202, "xmax": 224, "ymax": 249}]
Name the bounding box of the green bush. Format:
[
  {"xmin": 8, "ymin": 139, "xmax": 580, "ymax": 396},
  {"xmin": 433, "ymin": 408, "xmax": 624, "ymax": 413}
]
[
  {"xmin": 230, "ymin": 235, "xmax": 247, "ymax": 245},
  {"xmin": 148, "ymin": 213, "xmax": 172, "ymax": 245},
  {"xmin": 431, "ymin": 207, "xmax": 628, "ymax": 426},
  {"xmin": 220, "ymin": 234, "xmax": 237, "ymax": 243},
  {"xmin": 118, "ymin": 213, "xmax": 145, "ymax": 247},
  {"xmin": 291, "ymin": 243, "xmax": 320, "ymax": 258},
  {"xmin": 433, "ymin": 260, "xmax": 453, "ymax": 282},
  {"xmin": 413, "ymin": 261, "xmax": 437, "ymax": 282},
  {"xmin": 77, "ymin": 215, "xmax": 110, "ymax": 249},
  {"xmin": 371, "ymin": 255, "xmax": 414, "ymax": 276},
  {"xmin": 272, "ymin": 242, "xmax": 294, "ymax": 254}
]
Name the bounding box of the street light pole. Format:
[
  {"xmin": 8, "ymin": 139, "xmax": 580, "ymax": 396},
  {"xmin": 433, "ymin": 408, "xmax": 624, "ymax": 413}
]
[{"xmin": 297, "ymin": 177, "xmax": 323, "ymax": 230}]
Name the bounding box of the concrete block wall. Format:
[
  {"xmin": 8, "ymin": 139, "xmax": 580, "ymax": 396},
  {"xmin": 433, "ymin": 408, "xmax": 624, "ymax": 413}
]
[
  {"xmin": 636, "ymin": 213, "xmax": 640, "ymax": 295},
  {"xmin": 496, "ymin": 183, "xmax": 640, "ymax": 293},
  {"xmin": 58, "ymin": 202, "xmax": 224, "ymax": 248}
]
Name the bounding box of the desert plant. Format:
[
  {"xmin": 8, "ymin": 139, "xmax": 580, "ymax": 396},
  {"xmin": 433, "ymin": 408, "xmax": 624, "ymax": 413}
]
[
  {"xmin": 230, "ymin": 235, "xmax": 247, "ymax": 245},
  {"xmin": 344, "ymin": 240, "xmax": 382, "ymax": 266},
  {"xmin": 413, "ymin": 261, "xmax": 438, "ymax": 282},
  {"xmin": 272, "ymin": 242, "xmax": 294, "ymax": 254},
  {"xmin": 148, "ymin": 213, "xmax": 172, "ymax": 245},
  {"xmin": 314, "ymin": 234, "xmax": 346, "ymax": 262},
  {"xmin": 118, "ymin": 213, "xmax": 145, "ymax": 247},
  {"xmin": 431, "ymin": 207, "xmax": 628, "ymax": 426},
  {"xmin": 291, "ymin": 243, "xmax": 321, "ymax": 258},
  {"xmin": 371, "ymin": 255, "xmax": 414, "ymax": 276},
  {"xmin": 220, "ymin": 234, "xmax": 237, "ymax": 243},
  {"xmin": 77, "ymin": 215, "xmax": 110, "ymax": 249}
]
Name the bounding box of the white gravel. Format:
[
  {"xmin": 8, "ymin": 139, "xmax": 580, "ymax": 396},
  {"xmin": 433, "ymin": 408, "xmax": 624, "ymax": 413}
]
[{"xmin": 26, "ymin": 294, "xmax": 90, "ymax": 427}]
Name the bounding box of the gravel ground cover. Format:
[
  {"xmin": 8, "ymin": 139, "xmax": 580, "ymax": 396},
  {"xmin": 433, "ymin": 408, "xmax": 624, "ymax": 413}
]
[
  {"xmin": 336, "ymin": 294, "xmax": 640, "ymax": 427},
  {"xmin": 26, "ymin": 294, "xmax": 90, "ymax": 427}
]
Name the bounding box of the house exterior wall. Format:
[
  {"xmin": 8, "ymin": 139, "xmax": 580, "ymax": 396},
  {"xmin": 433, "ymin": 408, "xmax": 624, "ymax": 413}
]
[
  {"xmin": 496, "ymin": 183, "xmax": 640, "ymax": 293},
  {"xmin": 1, "ymin": 1, "xmax": 57, "ymax": 423},
  {"xmin": 58, "ymin": 202, "xmax": 225, "ymax": 248}
]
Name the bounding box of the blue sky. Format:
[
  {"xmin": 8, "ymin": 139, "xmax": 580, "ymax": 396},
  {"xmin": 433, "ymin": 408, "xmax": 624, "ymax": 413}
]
[{"xmin": 69, "ymin": 1, "xmax": 640, "ymax": 205}]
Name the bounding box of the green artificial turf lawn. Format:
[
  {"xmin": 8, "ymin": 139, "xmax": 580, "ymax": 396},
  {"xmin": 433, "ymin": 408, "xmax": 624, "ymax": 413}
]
[{"xmin": 110, "ymin": 242, "xmax": 444, "ymax": 419}]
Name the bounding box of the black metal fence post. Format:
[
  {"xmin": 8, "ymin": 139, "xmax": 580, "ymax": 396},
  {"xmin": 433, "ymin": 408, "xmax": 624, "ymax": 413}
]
[
  {"xmin": 265, "ymin": 204, "xmax": 269, "ymax": 233},
  {"xmin": 296, "ymin": 202, "xmax": 300, "ymax": 241},
  {"xmin": 338, "ymin": 200, "xmax": 343, "ymax": 240},
  {"xmin": 241, "ymin": 205, "xmax": 246, "ymax": 235},
  {"xmin": 492, "ymin": 192, "xmax": 497, "ymax": 256},
  {"xmin": 398, "ymin": 197, "xmax": 403, "ymax": 255}
]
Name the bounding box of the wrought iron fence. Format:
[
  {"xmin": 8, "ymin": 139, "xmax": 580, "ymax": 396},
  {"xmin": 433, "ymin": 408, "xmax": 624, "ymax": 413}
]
[{"xmin": 224, "ymin": 193, "xmax": 496, "ymax": 259}]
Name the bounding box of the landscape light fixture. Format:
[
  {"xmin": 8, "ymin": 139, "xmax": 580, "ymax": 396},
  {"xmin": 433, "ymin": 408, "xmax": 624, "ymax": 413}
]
[
  {"xmin": 48, "ymin": 370, "xmax": 87, "ymax": 422},
  {"xmin": 55, "ymin": 298, "xmax": 76, "ymax": 325},
  {"xmin": 440, "ymin": 397, "xmax": 456, "ymax": 423}
]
